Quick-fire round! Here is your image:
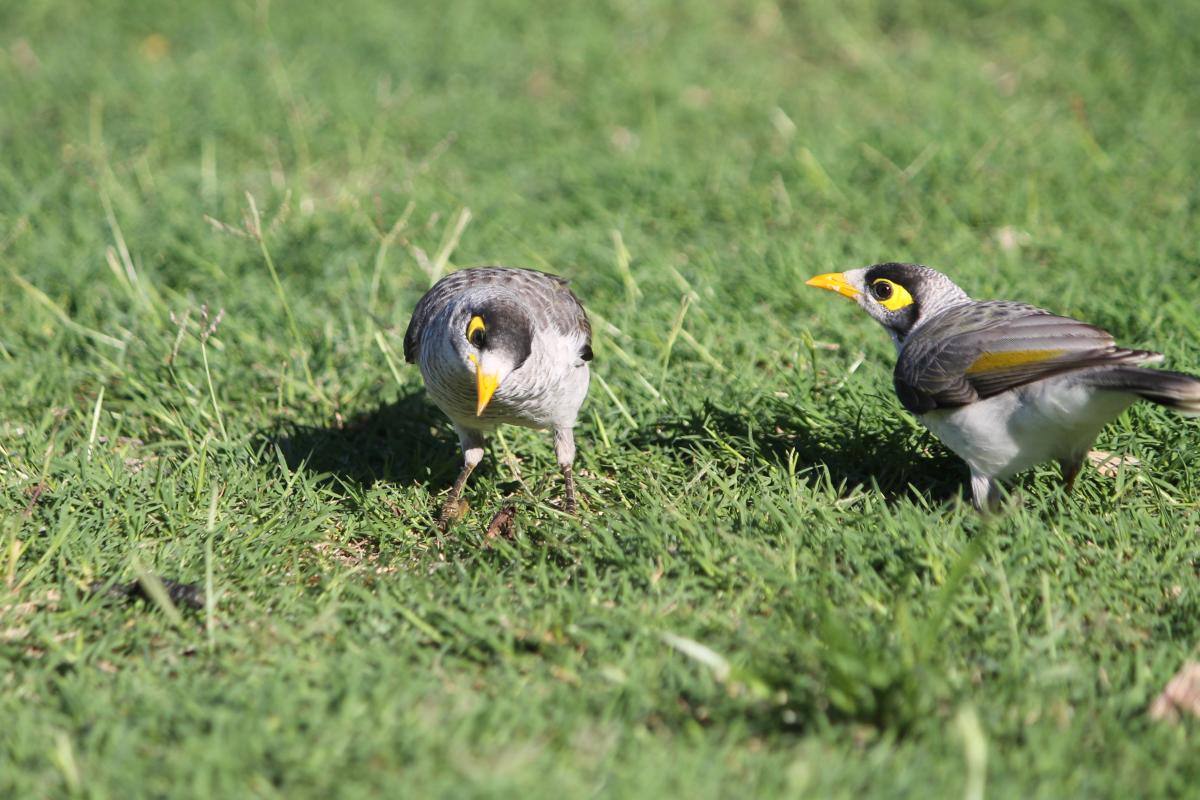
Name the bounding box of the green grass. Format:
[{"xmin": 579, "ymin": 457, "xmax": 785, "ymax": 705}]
[{"xmin": 3, "ymin": 0, "xmax": 1200, "ymax": 796}]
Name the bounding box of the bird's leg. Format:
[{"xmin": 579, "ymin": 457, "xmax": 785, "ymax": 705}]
[
  {"xmin": 1059, "ymin": 455, "xmax": 1085, "ymax": 494},
  {"xmin": 561, "ymin": 465, "xmax": 577, "ymax": 514},
  {"xmin": 554, "ymin": 427, "xmax": 578, "ymax": 514},
  {"xmin": 970, "ymin": 469, "xmax": 1004, "ymax": 514},
  {"xmin": 437, "ymin": 428, "xmax": 484, "ymax": 531},
  {"xmin": 436, "ymin": 462, "xmax": 476, "ymax": 530}
]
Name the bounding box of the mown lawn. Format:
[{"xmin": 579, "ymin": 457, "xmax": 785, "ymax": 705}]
[{"xmin": 3, "ymin": 0, "xmax": 1200, "ymax": 796}]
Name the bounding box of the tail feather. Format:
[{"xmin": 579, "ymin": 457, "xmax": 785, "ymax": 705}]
[{"xmin": 1086, "ymin": 366, "xmax": 1200, "ymax": 416}]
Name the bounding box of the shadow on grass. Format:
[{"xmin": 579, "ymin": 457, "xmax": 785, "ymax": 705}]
[
  {"xmin": 262, "ymin": 389, "xmax": 461, "ymax": 492},
  {"xmin": 626, "ymin": 397, "xmax": 967, "ymax": 506},
  {"xmin": 257, "ymin": 389, "xmax": 571, "ymax": 529},
  {"xmin": 259, "ymin": 391, "xmax": 965, "ymax": 511}
]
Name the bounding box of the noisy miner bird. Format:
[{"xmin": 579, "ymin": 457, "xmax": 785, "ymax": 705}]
[
  {"xmin": 806, "ymin": 263, "xmax": 1200, "ymax": 510},
  {"xmin": 404, "ymin": 267, "xmax": 592, "ymax": 528}
]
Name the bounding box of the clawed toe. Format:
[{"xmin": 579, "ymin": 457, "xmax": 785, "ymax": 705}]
[
  {"xmin": 485, "ymin": 506, "xmax": 517, "ymax": 539},
  {"xmin": 436, "ymin": 497, "xmax": 469, "ymax": 531}
]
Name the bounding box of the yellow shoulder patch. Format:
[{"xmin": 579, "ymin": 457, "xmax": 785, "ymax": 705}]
[{"xmin": 966, "ymin": 349, "xmax": 1066, "ymax": 374}]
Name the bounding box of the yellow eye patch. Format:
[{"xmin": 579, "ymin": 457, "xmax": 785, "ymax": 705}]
[
  {"xmin": 870, "ymin": 279, "xmax": 915, "ymax": 312},
  {"xmin": 466, "ymin": 315, "xmax": 486, "ymax": 342}
]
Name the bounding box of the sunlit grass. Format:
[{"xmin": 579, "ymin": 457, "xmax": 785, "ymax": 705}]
[{"xmin": 2, "ymin": 0, "xmax": 1199, "ymax": 796}]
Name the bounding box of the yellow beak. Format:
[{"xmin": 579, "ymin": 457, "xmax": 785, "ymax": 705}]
[
  {"xmin": 805, "ymin": 272, "xmax": 860, "ymax": 300},
  {"xmin": 475, "ymin": 366, "xmax": 499, "ymax": 416}
]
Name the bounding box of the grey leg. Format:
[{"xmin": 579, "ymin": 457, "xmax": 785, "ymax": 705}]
[
  {"xmin": 554, "ymin": 427, "xmax": 578, "ymax": 514},
  {"xmin": 970, "ymin": 469, "xmax": 1004, "ymax": 513},
  {"xmin": 1059, "ymin": 454, "xmax": 1086, "ymax": 494},
  {"xmin": 437, "ymin": 427, "xmax": 485, "ymax": 530}
]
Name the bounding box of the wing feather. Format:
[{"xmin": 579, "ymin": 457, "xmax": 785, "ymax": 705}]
[{"xmin": 895, "ymin": 301, "xmax": 1160, "ymax": 414}]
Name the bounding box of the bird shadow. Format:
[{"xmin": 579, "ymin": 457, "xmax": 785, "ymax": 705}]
[
  {"xmin": 259, "ymin": 389, "xmax": 967, "ymax": 512},
  {"xmin": 625, "ymin": 396, "xmax": 967, "ymax": 505},
  {"xmin": 262, "ymin": 389, "xmax": 461, "ymax": 494}
]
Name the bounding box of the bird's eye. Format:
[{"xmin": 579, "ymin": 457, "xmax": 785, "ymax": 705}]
[
  {"xmin": 466, "ymin": 315, "xmax": 487, "ymax": 348},
  {"xmin": 869, "ymin": 279, "xmax": 915, "ymax": 311}
]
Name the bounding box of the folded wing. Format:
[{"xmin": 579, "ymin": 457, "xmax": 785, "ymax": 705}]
[{"xmin": 894, "ymin": 301, "xmax": 1161, "ymax": 414}]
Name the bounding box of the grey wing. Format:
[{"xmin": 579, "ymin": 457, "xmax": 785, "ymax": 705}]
[
  {"xmin": 508, "ymin": 268, "xmax": 593, "ymax": 361},
  {"xmin": 895, "ymin": 301, "xmax": 1160, "ymax": 414},
  {"xmin": 545, "ymin": 276, "xmax": 593, "ymax": 361},
  {"xmin": 401, "ymin": 296, "xmax": 430, "ymax": 364}
]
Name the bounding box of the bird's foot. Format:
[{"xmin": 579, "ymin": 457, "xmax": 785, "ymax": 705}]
[
  {"xmin": 485, "ymin": 506, "xmax": 517, "ymax": 540},
  {"xmin": 435, "ymin": 497, "xmax": 470, "ymax": 531}
]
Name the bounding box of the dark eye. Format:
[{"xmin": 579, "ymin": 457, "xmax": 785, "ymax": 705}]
[
  {"xmin": 466, "ymin": 315, "xmax": 487, "ymax": 348},
  {"xmin": 871, "ymin": 281, "xmax": 894, "ymax": 301}
]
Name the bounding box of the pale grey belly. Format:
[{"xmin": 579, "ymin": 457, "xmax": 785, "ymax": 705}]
[{"xmin": 920, "ymin": 379, "xmax": 1136, "ymax": 479}]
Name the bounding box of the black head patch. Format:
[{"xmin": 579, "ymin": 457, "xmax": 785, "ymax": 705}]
[
  {"xmin": 863, "ymin": 262, "xmax": 930, "ymax": 292},
  {"xmin": 470, "ymin": 301, "xmax": 534, "ymax": 369},
  {"xmin": 862, "ymin": 262, "xmax": 931, "ymax": 340}
]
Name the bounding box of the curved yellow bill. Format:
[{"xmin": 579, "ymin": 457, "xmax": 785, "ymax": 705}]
[
  {"xmin": 475, "ymin": 367, "xmax": 499, "ymax": 416},
  {"xmin": 805, "ymin": 272, "xmax": 860, "ymax": 300}
]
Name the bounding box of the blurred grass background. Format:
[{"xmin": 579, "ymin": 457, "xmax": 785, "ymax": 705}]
[{"xmin": 2, "ymin": 0, "xmax": 1200, "ymax": 796}]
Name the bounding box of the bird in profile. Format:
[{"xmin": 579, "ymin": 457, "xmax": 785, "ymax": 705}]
[
  {"xmin": 806, "ymin": 263, "xmax": 1200, "ymax": 510},
  {"xmin": 404, "ymin": 267, "xmax": 592, "ymax": 529}
]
